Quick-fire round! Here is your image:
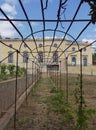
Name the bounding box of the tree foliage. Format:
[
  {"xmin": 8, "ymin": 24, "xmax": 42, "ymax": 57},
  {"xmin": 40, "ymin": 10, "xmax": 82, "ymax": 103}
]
[{"xmin": 82, "ymin": 0, "xmax": 96, "ymax": 24}]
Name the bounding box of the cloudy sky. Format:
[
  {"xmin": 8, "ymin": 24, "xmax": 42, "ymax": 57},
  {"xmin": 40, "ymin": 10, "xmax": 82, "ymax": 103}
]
[{"xmin": 0, "ymin": 0, "xmax": 96, "ymax": 44}]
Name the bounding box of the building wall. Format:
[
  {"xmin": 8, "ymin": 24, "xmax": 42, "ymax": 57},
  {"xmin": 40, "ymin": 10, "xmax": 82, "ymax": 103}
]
[{"xmin": 0, "ymin": 38, "xmax": 92, "ymax": 72}]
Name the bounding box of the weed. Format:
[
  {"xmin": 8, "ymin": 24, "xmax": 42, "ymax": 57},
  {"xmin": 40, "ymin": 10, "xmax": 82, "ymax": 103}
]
[
  {"xmin": 72, "ymin": 74, "xmax": 96, "ymax": 130},
  {"xmin": 48, "ymin": 88, "xmax": 73, "ymax": 123}
]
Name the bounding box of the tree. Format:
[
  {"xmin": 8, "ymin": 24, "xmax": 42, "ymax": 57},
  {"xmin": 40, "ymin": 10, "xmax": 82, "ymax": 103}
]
[{"xmin": 82, "ymin": 0, "xmax": 96, "ymax": 24}]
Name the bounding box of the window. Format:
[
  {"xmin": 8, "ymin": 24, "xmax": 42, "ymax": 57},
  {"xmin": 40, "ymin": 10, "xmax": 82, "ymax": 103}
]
[
  {"xmin": 83, "ymin": 57, "xmax": 87, "ymax": 66},
  {"xmin": 53, "ymin": 43, "xmax": 57, "ymax": 47},
  {"xmin": 39, "ymin": 44, "xmax": 42, "ymax": 48},
  {"xmin": 8, "ymin": 52, "xmax": 13, "ymax": 63},
  {"xmin": 72, "ymin": 57, "xmax": 76, "ymax": 66},
  {"xmin": 53, "ymin": 51, "xmax": 58, "ymax": 62},
  {"xmin": 83, "ymin": 47, "xmax": 86, "ymax": 52},
  {"xmin": 23, "ymin": 52, "xmax": 28, "ymax": 63},
  {"xmin": 38, "ymin": 52, "xmax": 43, "ymax": 62},
  {"xmin": 72, "ymin": 47, "xmax": 75, "ymax": 51},
  {"xmin": 9, "ymin": 44, "xmax": 12, "ymax": 48}
]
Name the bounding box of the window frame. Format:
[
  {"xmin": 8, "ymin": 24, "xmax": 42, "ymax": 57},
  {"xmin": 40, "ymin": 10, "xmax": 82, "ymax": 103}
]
[
  {"xmin": 39, "ymin": 44, "xmax": 42, "ymax": 48},
  {"xmin": 38, "ymin": 51, "xmax": 43, "ymax": 62},
  {"xmin": 23, "ymin": 51, "xmax": 29, "ymax": 63},
  {"xmin": 72, "ymin": 47, "xmax": 75, "ymax": 51},
  {"xmin": 53, "ymin": 51, "xmax": 58, "ymax": 62},
  {"xmin": 83, "ymin": 56, "xmax": 87, "ymax": 66},
  {"xmin": 53, "ymin": 43, "xmax": 57, "ymax": 47},
  {"xmin": 8, "ymin": 51, "xmax": 13, "ymax": 63},
  {"xmin": 72, "ymin": 56, "xmax": 76, "ymax": 66}
]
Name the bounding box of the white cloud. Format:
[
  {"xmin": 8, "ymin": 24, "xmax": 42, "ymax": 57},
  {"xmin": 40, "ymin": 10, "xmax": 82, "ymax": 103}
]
[
  {"xmin": 0, "ymin": 0, "xmax": 39, "ymax": 38},
  {"xmin": 94, "ymin": 28, "xmax": 96, "ymax": 32},
  {"xmin": 0, "ymin": 21, "xmax": 17, "ymax": 38},
  {"xmin": 0, "ymin": 1, "xmax": 24, "ymax": 38},
  {"xmin": 45, "ymin": 36, "xmax": 53, "ymax": 39},
  {"xmin": 31, "ymin": 22, "xmax": 38, "ymax": 26},
  {"xmin": 1, "ymin": 3, "xmax": 17, "ymax": 16},
  {"xmin": 82, "ymin": 38, "xmax": 94, "ymax": 43}
]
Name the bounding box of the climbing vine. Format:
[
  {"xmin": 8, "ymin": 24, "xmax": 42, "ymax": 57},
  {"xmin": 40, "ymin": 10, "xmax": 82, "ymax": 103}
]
[{"xmin": 82, "ymin": 0, "xmax": 96, "ymax": 24}]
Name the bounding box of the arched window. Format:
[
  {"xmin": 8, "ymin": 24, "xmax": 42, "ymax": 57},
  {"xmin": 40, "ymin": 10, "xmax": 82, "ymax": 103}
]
[
  {"xmin": 23, "ymin": 52, "xmax": 28, "ymax": 63},
  {"xmin": 39, "ymin": 44, "xmax": 42, "ymax": 48},
  {"xmin": 83, "ymin": 57, "xmax": 87, "ymax": 66},
  {"xmin": 72, "ymin": 47, "xmax": 75, "ymax": 51},
  {"xmin": 53, "ymin": 51, "xmax": 58, "ymax": 62},
  {"xmin": 53, "ymin": 43, "xmax": 57, "ymax": 47},
  {"xmin": 8, "ymin": 51, "xmax": 13, "ymax": 63},
  {"xmin": 72, "ymin": 57, "xmax": 76, "ymax": 66},
  {"xmin": 38, "ymin": 52, "xmax": 43, "ymax": 62},
  {"xmin": 83, "ymin": 47, "xmax": 86, "ymax": 52}
]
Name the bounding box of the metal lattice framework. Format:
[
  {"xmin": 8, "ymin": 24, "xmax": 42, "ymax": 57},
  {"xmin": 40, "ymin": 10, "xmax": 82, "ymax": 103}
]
[
  {"xmin": 0, "ymin": 0, "xmax": 96, "ymax": 64},
  {"xmin": 0, "ymin": 1, "xmax": 96, "ymax": 130}
]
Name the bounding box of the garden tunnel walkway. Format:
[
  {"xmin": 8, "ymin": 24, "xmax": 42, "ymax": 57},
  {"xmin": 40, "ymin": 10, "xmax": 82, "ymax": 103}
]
[
  {"xmin": 4, "ymin": 72, "xmax": 73, "ymax": 130},
  {"xmin": 0, "ymin": 1, "xmax": 96, "ymax": 130}
]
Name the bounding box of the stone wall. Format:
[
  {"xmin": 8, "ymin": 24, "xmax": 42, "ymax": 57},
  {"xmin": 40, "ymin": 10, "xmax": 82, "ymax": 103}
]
[{"xmin": 0, "ymin": 75, "xmax": 36, "ymax": 117}]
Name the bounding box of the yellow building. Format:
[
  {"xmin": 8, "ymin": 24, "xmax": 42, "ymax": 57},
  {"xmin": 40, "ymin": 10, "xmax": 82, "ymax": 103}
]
[{"xmin": 0, "ymin": 38, "xmax": 92, "ymax": 73}]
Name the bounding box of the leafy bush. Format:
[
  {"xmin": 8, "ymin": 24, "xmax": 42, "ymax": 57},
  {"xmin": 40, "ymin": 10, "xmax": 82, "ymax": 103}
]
[
  {"xmin": 0, "ymin": 64, "xmax": 8, "ymax": 80},
  {"xmin": 7, "ymin": 64, "xmax": 15, "ymax": 78},
  {"xmin": 0, "ymin": 64, "xmax": 26, "ymax": 80},
  {"xmin": 17, "ymin": 66, "xmax": 26, "ymax": 77}
]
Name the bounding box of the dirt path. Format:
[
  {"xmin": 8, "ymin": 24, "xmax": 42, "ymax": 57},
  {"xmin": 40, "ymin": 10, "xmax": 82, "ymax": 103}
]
[
  {"xmin": 5, "ymin": 73, "xmax": 73, "ymax": 130},
  {"xmin": 4, "ymin": 73, "xmax": 96, "ymax": 130}
]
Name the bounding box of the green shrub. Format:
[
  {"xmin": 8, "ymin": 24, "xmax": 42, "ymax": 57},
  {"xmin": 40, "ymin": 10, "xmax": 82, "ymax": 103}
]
[
  {"xmin": 0, "ymin": 64, "xmax": 8, "ymax": 80},
  {"xmin": 7, "ymin": 64, "xmax": 15, "ymax": 78}
]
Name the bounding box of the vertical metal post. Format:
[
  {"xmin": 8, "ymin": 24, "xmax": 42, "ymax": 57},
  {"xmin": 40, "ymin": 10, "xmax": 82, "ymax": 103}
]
[
  {"xmin": 39, "ymin": 66, "xmax": 40, "ymax": 79},
  {"xmin": 37, "ymin": 65, "xmax": 38, "ymax": 82},
  {"xmin": 0, "ymin": 62, "xmax": 1, "ymax": 74},
  {"xmin": 66, "ymin": 57, "xmax": 68, "ymax": 103},
  {"xmin": 14, "ymin": 50, "xmax": 19, "ymax": 130},
  {"xmin": 25, "ymin": 58, "xmax": 28, "ymax": 104},
  {"xmin": 55, "ymin": 65, "xmax": 56, "ymax": 86},
  {"xmin": 32, "ymin": 61, "xmax": 33, "ymax": 84},
  {"xmin": 35, "ymin": 63, "xmax": 36, "ymax": 83},
  {"xmin": 54, "ymin": 65, "xmax": 55, "ymax": 84},
  {"xmin": 80, "ymin": 49, "xmax": 83, "ymax": 111},
  {"xmin": 57, "ymin": 63, "xmax": 58, "ymax": 88},
  {"xmin": 79, "ymin": 49, "xmax": 83, "ymax": 129},
  {"xmin": 60, "ymin": 61, "xmax": 61, "ymax": 90}
]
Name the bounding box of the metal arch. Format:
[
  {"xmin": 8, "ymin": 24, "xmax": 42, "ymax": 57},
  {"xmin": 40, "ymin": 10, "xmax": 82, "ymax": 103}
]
[
  {"xmin": 0, "ymin": 0, "xmax": 93, "ymax": 66},
  {"xmin": 26, "ymin": 29, "xmax": 79, "ymax": 50},
  {"xmin": 17, "ymin": 29, "xmax": 79, "ymax": 62},
  {"xmin": 0, "ymin": 1, "xmax": 95, "ymax": 130},
  {"xmin": 20, "ymin": 44, "xmax": 66, "ymax": 64}
]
